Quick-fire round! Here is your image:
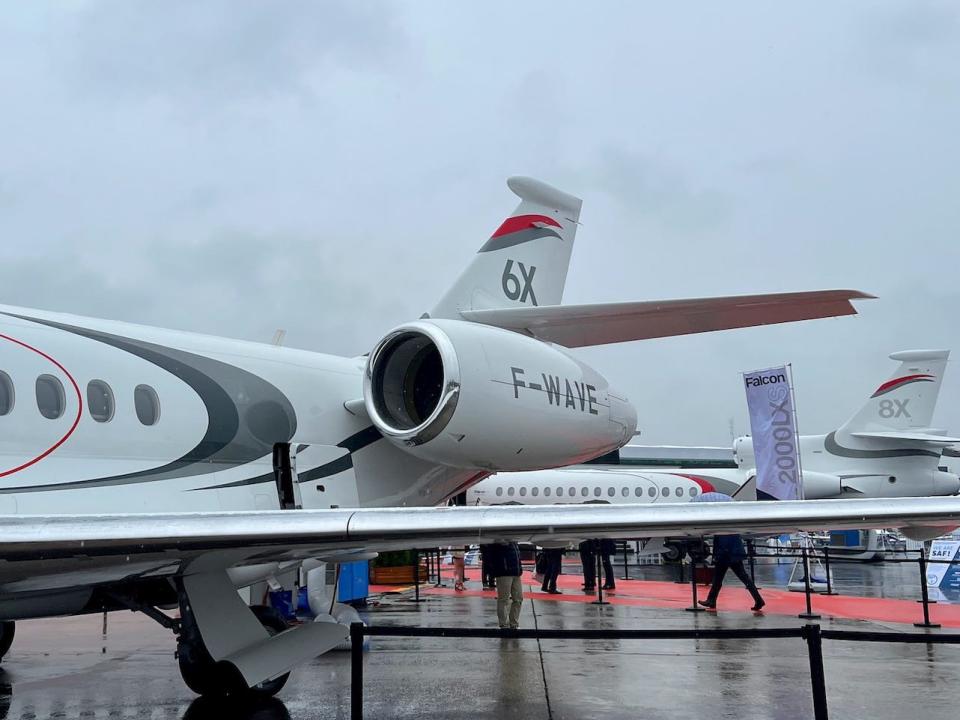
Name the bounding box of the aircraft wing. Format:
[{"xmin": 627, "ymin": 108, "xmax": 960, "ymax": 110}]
[
  {"xmin": 460, "ymin": 290, "xmax": 873, "ymax": 348},
  {"xmin": 2, "ymin": 496, "xmax": 957, "ymax": 570}
]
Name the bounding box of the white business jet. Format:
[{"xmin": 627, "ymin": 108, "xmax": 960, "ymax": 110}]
[
  {"xmin": 470, "ymin": 349, "xmax": 959, "ymax": 509},
  {"xmin": 1, "ymin": 176, "xmax": 946, "ymax": 699}
]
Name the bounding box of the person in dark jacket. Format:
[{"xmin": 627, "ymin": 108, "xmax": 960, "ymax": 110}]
[
  {"xmin": 540, "ymin": 547, "xmax": 563, "ymax": 594},
  {"xmin": 699, "ymin": 534, "xmax": 764, "ymax": 611},
  {"xmin": 599, "ymin": 539, "xmax": 617, "ymax": 590},
  {"xmin": 489, "ymin": 542, "xmax": 524, "ymax": 628},
  {"xmin": 479, "ymin": 544, "xmax": 496, "ymax": 589},
  {"xmin": 578, "ymin": 540, "xmax": 596, "ymax": 592}
]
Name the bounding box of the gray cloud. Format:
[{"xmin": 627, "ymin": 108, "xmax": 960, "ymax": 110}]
[{"xmin": 1, "ymin": 2, "xmax": 958, "ymax": 448}]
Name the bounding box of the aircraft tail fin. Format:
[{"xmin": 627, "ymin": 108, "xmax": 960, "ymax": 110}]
[
  {"xmin": 838, "ymin": 350, "xmax": 950, "ymax": 435},
  {"xmin": 430, "ymin": 177, "xmax": 582, "ymax": 319}
]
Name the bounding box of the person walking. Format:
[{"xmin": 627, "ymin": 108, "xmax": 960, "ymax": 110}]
[
  {"xmin": 599, "ymin": 539, "xmax": 617, "ymax": 590},
  {"xmin": 699, "ymin": 533, "xmax": 765, "ymax": 611},
  {"xmin": 578, "ymin": 540, "xmax": 596, "ymax": 592},
  {"xmin": 491, "ymin": 541, "xmax": 524, "ymax": 628},
  {"xmin": 540, "ymin": 547, "xmax": 563, "ymax": 594}
]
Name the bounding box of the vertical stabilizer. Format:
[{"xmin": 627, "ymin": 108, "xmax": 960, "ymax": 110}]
[
  {"xmin": 837, "ymin": 350, "xmax": 950, "ymax": 434},
  {"xmin": 431, "ymin": 177, "xmax": 582, "ymax": 319}
]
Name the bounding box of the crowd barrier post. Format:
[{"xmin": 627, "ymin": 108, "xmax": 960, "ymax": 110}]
[
  {"xmin": 434, "ymin": 549, "xmax": 444, "ymax": 588},
  {"xmin": 685, "ymin": 557, "xmax": 705, "ymax": 612},
  {"xmin": 803, "ymin": 624, "xmax": 829, "ymax": 720},
  {"xmin": 351, "ymin": 622, "xmax": 364, "ymax": 720},
  {"xmin": 747, "ymin": 539, "xmax": 757, "ymax": 585},
  {"xmin": 821, "ymin": 547, "xmax": 837, "ymax": 596},
  {"xmin": 412, "ymin": 550, "xmax": 424, "ymax": 603},
  {"xmin": 798, "ymin": 547, "xmax": 821, "ymax": 620},
  {"xmin": 621, "ymin": 543, "xmax": 630, "ymax": 581},
  {"xmin": 914, "ymin": 552, "xmax": 941, "ymax": 629}
]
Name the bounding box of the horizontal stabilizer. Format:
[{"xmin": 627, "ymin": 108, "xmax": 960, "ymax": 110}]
[
  {"xmin": 460, "ymin": 290, "xmax": 873, "ymax": 348},
  {"xmin": 851, "ymin": 431, "xmax": 960, "ymax": 445}
]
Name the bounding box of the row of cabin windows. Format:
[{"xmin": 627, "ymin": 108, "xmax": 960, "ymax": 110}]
[
  {"xmin": 494, "ymin": 485, "xmax": 699, "ymax": 499},
  {"xmin": 0, "ymin": 371, "xmax": 160, "ymax": 426}
]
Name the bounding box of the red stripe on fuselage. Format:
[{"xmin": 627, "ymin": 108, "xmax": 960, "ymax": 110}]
[
  {"xmin": 673, "ymin": 474, "xmax": 716, "ymax": 493},
  {"xmin": 490, "ymin": 214, "xmax": 561, "ymax": 238},
  {"xmin": 0, "ymin": 333, "xmax": 83, "ymax": 478}
]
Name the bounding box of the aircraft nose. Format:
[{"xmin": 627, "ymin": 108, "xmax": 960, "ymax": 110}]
[{"xmin": 608, "ymin": 389, "xmax": 638, "ymax": 445}]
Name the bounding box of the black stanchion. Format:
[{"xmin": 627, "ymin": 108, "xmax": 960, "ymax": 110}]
[
  {"xmin": 914, "ymin": 552, "xmax": 941, "ymax": 629},
  {"xmin": 798, "ymin": 547, "xmax": 821, "ymax": 620},
  {"xmin": 412, "ymin": 550, "xmax": 425, "ymax": 603},
  {"xmin": 434, "ymin": 548, "xmax": 443, "ymax": 588},
  {"xmin": 621, "ymin": 542, "xmax": 630, "ymax": 581},
  {"xmin": 821, "ymin": 547, "xmax": 837, "ymax": 596},
  {"xmin": 350, "ymin": 622, "xmax": 364, "ymax": 720},
  {"xmin": 747, "ymin": 539, "xmax": 757, "ymax": 586},
  {"xmin": 803, "ymin": 624, "xmax": 829, "ymax": 720},
  {"xmin": 592, "ymin": 546, "xmax": 609, "ymax": 605},
  {"xmin": 685, "ymin": 558, "xmax": 706, "ymax": 612}
]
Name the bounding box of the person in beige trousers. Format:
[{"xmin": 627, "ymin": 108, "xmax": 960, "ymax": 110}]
[{"xmin": 489, "ymin": 542, "xmax": 523, "ymax": 629}]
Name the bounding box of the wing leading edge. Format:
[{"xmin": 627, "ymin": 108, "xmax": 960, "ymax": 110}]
[
  {"xmin": 1, "ymin": 496, "xmax": 957, "ymax": 565},
  {"xmin": 460, "ymin": 290, "xmax": 873, "ymax": 348}
]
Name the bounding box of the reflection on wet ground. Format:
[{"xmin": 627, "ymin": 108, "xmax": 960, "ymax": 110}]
[{"xmin": 0, "ymin": 561, "xmax": 958, "ymax": 719}]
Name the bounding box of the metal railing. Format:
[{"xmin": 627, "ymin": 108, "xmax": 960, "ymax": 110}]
[{"xmin": 348, "ymin": 621, "xmax": 960, "ymax": 720}]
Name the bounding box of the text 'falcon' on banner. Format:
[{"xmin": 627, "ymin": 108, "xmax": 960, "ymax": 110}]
[{"xmin": 743, "ymin": 366, "xmax": 803, "ymax": 500}]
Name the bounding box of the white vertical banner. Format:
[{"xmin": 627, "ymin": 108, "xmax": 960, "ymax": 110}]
[{"xmin": 743, "ymin": 365, "xmax": 804, "ymax": 500}]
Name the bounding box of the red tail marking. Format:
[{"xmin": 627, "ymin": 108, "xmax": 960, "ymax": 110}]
[{"xmin": 490, "ymin": 214, "xmax": 561, "ymax": 238}]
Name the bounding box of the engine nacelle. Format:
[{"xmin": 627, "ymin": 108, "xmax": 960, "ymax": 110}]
[
  {"xmin": 742, "ymin": 469, "xmax": 842, "ymax": 499},
  {"xmin": 363, "ymin": 319, "xmax": 636, "ymax": 471},
  {"xmin": 799, "ymin": 471, "xmax": 843, "ymax": 499}
]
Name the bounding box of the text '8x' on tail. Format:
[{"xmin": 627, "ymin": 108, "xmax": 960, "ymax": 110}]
[
  {"xmin": 838, "ymin": 349, "xmax": 950, "ymax": 435},
  {"xmin": 430, "ymin": 177, "xmax": 582, "ymax": 319}
]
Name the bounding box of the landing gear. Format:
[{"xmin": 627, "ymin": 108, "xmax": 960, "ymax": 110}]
[
  {"xmin": 177, "ymin": 604, "xmax": 291, "ymax": 698},
  {"xmin": 0, "ymin": 621, "xmax": 15, "ymax": 662}
]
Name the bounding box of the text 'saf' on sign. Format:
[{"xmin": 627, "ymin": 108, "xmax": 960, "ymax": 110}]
[{"xmin": 743, "ymin": 366, "xmax": 803, "ymax": 501}]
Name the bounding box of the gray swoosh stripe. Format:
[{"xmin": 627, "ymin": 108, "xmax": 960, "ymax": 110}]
[
  {"xmin": 0, "ymin": 313, "xmax": 297, "ymax": 493},
  {"xmin": 195, "ymin": 426, "xmax": 381, "ymax": 491},
  {"xmin": 477, "ymin": 227, "xmax": 562, "ymax": 253},
  {"xmin": 824, "ymin": 431, "xmax": 940, "ymax": 459}
]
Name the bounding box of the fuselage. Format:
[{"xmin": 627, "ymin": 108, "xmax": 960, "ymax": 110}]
[{"xmin": 0, "ymin": 304, "xmax": 481, "ymax": 515}]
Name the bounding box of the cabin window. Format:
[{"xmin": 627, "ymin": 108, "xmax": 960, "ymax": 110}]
[
  {"xmin": 607, "ymin": 486, "xmax": 616, "ymax": 497},
  {"xmin": 495, "ymin": 487, "xmax": 503, "ymax": 497},
  {"xmin": 593, "ymin": 487, "xmax": 601, "ymax": 497},
  {"xmin": 635, "ymin": 487, "xmax": 643, "ymax": 497},
  {"xmin": 519, "ymin": 487, "xmax": 527, "ymax": 497},
  {"xmin": 689, "ymin": 487, "xmax": 698, "ymax": 497},
  {"xmin": 675, "ymin": 487, "xmax": 683, "ymax": 497},
  {"xmin": 35, "ymin": 374, "xmax": 65, "ymax": 420},
  {"xmin": 531, "ymin": 487, "xmax": 539, "ymax": 497},
  {"xmin": 580, "ymin": 487, "xmax": 589, "ymax": 497},
  {"xmin": 507, "ymin": 487, "xmax": 515, "ymax": 496},
  {"xmin": 87, "ymin": 380, "xmax": 115, "ymax": 423},
  {"xmin": 661, "ymin": 487, "xmax": 669, "ymax": 497},
  {"xmin": 556, "ymin": 487, "xmax": 563, "ymax": 497},
  {"xmin": 544, "ymin": 487, "xmax": 551, "ymax": 497},
  {"xmin": 622, "ymin": 487, "xmax": 629, "ymax": 497},
  {"xmin": 648, "ymin": 486, "xmax": 656, "ymax": 497},
  {"xmin": 0, "ymin": 371, "xmax": 13, "ymax": 415},
  {"xmin": 135, "ymin": 384, "xmax": 161, "ymax": 426}
]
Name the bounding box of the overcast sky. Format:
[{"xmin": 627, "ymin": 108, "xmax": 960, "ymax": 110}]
[{"xmin": 1, "ymin": 2, "xmax": 958, "ymax": 445}]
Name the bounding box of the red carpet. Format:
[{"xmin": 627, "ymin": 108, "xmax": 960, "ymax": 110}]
[{"xmin": 406, "ymin": 567, "xmax": 960, "ymax": 628}]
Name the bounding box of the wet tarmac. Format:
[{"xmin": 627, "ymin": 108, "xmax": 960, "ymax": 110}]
[{"xmin": 1, "ymin": 560, "xmax": 959, "ymax": 719}]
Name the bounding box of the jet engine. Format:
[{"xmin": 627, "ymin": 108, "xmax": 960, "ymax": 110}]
[{"xmin": 363, "ymin": 319, "xmax": 636, "ymax": 471}]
